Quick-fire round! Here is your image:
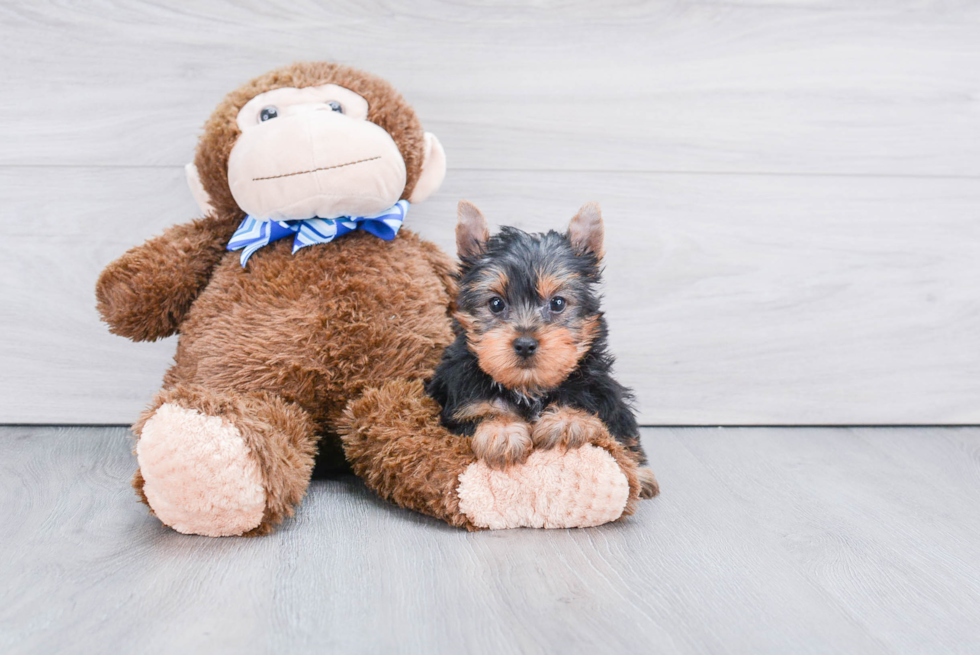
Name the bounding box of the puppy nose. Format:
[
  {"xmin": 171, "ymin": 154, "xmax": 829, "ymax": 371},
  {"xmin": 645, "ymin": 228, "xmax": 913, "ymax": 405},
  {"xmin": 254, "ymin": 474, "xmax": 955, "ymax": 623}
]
[{"xmin": 513, "ymin": 336, "xmax": 539, "ymax": 359}]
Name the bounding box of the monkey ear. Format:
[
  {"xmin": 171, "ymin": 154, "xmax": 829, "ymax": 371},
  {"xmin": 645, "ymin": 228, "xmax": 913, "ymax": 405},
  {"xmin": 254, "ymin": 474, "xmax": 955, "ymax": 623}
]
[
  {"xmin": 568, "ymin": 202, "xmax": 605, "ymax": 260},
  {"xmin": 185, "ymin": 162, "xmax": 215, "ymax": 217},
  {"xmin": 408, "ymin": 133, "xmax": 446, "ymax": 204},
  {"xmin": 456, "ymin": 200, "xmax": 489, "ymax": 259}
]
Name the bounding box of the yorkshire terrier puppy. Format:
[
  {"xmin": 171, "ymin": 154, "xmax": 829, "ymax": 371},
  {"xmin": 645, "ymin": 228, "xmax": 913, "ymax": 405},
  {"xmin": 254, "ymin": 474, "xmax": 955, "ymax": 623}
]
[{"xmin": 426, "ymin": 200, "xmax": 659, "ymax": 499}]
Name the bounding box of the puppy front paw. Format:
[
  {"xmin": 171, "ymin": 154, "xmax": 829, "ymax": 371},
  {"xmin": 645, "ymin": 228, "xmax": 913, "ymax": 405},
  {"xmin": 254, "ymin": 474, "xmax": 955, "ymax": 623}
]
[
  {"xmin": 471, "ymin": 418, "xmax": 533, "ymax": 469},
  {"xmin": 531, "ymin": 406, "xmax": 607, "ymax": 451}
]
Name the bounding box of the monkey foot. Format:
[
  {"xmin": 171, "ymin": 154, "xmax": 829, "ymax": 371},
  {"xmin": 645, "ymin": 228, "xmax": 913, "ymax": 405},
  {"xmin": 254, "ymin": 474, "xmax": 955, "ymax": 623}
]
[
  {"xmin": 456, "ymin": 443, "xmax": 631, "ymax": 529},
  {"xmin": 137, "ymin": 402, "xmax": 267, "ymax": 537}
]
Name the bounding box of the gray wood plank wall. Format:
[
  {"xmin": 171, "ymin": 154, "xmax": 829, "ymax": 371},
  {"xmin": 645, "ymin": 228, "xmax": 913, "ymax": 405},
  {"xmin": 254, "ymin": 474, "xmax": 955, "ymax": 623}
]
[{"xmin": 1, "ymin": 1, "xmax": 978, "ymax": 424}]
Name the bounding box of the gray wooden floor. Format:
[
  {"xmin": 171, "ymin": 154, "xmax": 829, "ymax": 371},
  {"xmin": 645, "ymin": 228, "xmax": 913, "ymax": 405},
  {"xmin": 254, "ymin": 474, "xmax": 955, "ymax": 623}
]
[{"xmin": 3, "ymin": 426, "xmax": 979, "ymax": 654}]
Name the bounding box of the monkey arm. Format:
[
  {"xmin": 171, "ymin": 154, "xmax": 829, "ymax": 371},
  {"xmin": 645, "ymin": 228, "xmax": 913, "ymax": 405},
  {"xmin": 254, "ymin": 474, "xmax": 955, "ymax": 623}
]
[
  {"xmin": 340, "ymin": 378, "xmax": 641, "ymax": 530},
  {"xmin": 95, "ymin": 213, "xmax": 242, "ymax": 341},
  {"xmin": 341, "ymin": 379, "xmax": 480, "ymax": 529}
]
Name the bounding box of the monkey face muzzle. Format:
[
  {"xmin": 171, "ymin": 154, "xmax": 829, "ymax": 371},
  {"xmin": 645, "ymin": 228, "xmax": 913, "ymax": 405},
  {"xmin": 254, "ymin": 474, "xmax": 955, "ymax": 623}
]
[{"xmin": 227, "ymin": 110, "xmax": 407, "ymax": 221}]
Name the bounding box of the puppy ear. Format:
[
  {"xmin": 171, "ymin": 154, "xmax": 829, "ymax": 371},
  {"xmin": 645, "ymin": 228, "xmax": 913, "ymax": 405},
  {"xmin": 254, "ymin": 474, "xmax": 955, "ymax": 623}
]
[
  {"xmin": 568, "ymin": 202, "xmax": 604, "ymax": 260},
  {"xmin": 185, "ymin": 162, "xmax": 215, "ymax": 217},
  {"xmin": 456, "ymin": 200, "xmax": 489, "ymax": 259},
  {"xmin": 408, "ymin": 133, "xmax": 447, "ymax": 204}
]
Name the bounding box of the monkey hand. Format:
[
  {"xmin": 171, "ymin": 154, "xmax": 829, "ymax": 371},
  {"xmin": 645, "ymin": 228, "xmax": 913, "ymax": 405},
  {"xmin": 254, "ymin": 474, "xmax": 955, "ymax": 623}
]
[
  {"xmin": 456, "ymin": 432, "xmax": 641, "ymax": 529},
  {"xmin": 96, "ymin": 214, "xmax": 240, "ymax": 341},
  {"xmin": 341, "ymin": 379, "xmax": 642, "ymax": 531}
]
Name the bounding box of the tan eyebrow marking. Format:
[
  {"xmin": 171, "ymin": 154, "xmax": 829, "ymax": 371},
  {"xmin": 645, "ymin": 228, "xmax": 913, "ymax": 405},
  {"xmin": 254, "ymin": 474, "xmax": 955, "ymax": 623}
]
[
  {"xmin": 474, "ymin": 268, "xmax": 508, "ymax": 298},
  {"xmin": 536, "ymin": 270, "xmax": 578, "ymax": 299}
]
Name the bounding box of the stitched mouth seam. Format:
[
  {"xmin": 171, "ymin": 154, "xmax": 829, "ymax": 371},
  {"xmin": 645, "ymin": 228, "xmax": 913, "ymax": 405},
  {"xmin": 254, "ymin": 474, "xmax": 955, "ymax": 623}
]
[{"xmin": 252, "ymin": 156, "xmax": 381, "ymax": 181}]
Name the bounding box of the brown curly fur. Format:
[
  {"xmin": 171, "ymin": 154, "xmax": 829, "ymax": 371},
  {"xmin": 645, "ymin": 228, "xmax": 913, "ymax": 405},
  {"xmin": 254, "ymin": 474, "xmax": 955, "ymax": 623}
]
[
  {"xmin": 159, "ymin": 230, "xmax": 454, "ymax": 426},
  {"xmin": 340, "ymin": 379, "xmax": 478, "ymax": 529},
  {"xmin": 96, "ymin": 213, "xmax": 243, "ymax": 341}
]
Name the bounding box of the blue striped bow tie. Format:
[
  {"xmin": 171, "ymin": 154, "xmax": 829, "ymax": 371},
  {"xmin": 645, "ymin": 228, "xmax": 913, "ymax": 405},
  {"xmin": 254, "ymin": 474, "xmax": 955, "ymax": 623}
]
[{"xmin": 227, "ymin": 200, "xmax": 409, "ymax": 267}]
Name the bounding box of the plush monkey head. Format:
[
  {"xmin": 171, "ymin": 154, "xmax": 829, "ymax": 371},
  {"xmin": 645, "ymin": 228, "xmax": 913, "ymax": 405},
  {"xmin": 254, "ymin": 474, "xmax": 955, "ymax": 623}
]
[{"xmin": 186, "ymin": 62, "xmax": 446, "ymax": 221}]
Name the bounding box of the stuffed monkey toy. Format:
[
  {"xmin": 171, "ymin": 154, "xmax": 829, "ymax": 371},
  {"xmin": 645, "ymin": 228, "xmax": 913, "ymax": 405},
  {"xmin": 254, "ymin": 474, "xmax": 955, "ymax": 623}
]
[{"xmin": 96, "ymin": 62, "xmax": 642, "ymax": 536}]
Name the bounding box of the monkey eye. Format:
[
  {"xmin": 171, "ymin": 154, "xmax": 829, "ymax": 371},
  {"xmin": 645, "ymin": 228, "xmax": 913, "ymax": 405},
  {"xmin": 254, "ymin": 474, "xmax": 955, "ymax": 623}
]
[
  {"xmin": 488, "ymin": 297, "xmax": 506, "ymax": 314},
  {"xmin": 328, "ymin": 101, "xmax": 343, "ymax": 113},
  {"xmin": 550, "ymin": 297, "xmax": 567, "ymax": 313},
  {"xmin": 259, "ymin": 106, "xmax": 278, "ymax": 122}
]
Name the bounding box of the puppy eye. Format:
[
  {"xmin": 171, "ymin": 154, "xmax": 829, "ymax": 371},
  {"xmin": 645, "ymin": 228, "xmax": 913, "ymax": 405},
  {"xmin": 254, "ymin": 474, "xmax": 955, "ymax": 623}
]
[
  {"xmin": 550, "ymin": 296, "xmax": 567, "ymax": 313},
  {"xmin": 259, "ymin": 106, "xmax": 278, "ymax": 122},
  {"xmin": 488, "ymin": 297, "xmax": 506, "ymax": 314},
  {"xmin": 328, "ymin": 101, "xmax": 343, "ymax": 113}
]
